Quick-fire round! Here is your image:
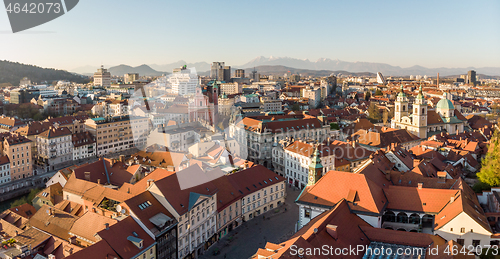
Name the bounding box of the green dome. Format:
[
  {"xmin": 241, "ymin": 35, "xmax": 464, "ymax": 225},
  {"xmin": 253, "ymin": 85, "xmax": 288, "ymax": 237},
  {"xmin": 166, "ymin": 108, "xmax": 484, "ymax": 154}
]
[{"xmin": 436, "ymin": 98, "xmax": 454, "ymax": 110}]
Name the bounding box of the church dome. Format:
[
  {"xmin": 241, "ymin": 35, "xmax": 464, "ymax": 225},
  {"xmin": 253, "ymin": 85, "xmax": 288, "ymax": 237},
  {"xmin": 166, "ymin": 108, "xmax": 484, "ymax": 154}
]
[{"xmin": 436, "ymin": 98, "xmax": 454, "ymax": 110}]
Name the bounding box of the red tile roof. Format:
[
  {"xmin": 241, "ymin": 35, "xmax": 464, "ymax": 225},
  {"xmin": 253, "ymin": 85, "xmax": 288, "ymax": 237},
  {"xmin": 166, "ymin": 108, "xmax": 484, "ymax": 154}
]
[
  {"xmin": 97, "ymin": 216, "xmax": 155, "ymax": 259},
  {"xmin": 38, "ymin": 126, "xmax": 72, "ymax": 139},
  {"xmin": 297, "ymin": 170, "xmax": 387, "ymax": 215}
]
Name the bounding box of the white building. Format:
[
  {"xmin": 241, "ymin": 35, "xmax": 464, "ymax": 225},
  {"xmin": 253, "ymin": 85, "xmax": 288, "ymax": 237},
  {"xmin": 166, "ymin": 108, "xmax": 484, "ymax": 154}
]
[
  {"xmin": 36, "ymin": 126, "xmax": 73, "ymax": 171},
  {"xmin": 0, "ymin": 156, "xmax": 10, "ymax": 184},
  {"xmin": 169, "ymin": 67, "xmax": 199, "ymax": 96},
  {"xmin": 72, "ymin": 132, "xmax": 96, "ymax": 161}
]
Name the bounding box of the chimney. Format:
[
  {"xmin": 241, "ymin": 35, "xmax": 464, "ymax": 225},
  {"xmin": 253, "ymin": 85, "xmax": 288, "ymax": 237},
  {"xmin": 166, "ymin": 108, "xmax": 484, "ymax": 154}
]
[
  {"xmin": 105, "ymin": 223, "xmax": 109, "ymax": 230},
  {"xmin": 146, "ymin": 179, "xmax": 154, "ymax": 189},
  {"xmin": 97, "ymin": 179, "xmax": 101, "ymax": 185},
  {"xmin": 84, "ymin": 172, "xmax": 90, "ymax": 181},
  {"xmin": 450, "ymin": 196, "xmax": 455, "ymax": 204},
  {"xmin": 120, "ymin": 155, "xmax": 125, "ymax": 163},
  {"xmin": 110, "ymin": 159, "xmax": 115, "ymax": 167},
  {"xmin": 326, "ymin": 224, "xmax": 338, "ymax": 240},
  {"xmin": 417, "ymin": 182, "xmax": 423, "ymax": 189}
]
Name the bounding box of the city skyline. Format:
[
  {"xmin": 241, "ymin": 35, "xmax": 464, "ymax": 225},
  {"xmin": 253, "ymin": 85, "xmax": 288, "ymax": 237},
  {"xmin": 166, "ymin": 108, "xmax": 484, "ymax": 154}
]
[{"xmin": 0, "ymin": 0, "xmax": 499, "ymax": 71}]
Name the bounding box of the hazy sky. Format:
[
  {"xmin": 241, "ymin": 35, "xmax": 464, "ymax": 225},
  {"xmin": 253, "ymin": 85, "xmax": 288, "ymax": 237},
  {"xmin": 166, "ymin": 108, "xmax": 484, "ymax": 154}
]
[{"xmin": 0, "ymin": 0, "xmax": 499, "ymax": 71}]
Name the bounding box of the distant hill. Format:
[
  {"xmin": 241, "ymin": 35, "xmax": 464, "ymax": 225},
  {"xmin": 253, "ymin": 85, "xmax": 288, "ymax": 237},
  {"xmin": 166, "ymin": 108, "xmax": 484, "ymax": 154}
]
[
  {"xmin": 0, "ymin": 60, "xmax": 89, "ymax": 85},
  {"xmin": 108, "ymin": 64, "xmax": 166, "ymax": 76},
  {"xmin": 243, "ymin": 65, "xmax": 375, "ymax": 77},
  {"xmin": 239, "ymin": 56, "xmax": 500, "ymax": 77}
]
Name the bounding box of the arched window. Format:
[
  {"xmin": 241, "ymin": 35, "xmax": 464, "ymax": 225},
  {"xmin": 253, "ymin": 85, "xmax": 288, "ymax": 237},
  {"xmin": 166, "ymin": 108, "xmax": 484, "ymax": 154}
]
[
  {"xmin": 422, "ymin": 108, "xmax": 425, "ymax": 114},
  {"xmin": 402, "ymin": 105, "xmax": 406, "ymax": 112},
  {"xmin": 397, "ymin": 212, "xmax": 408, "ymax": 223}
]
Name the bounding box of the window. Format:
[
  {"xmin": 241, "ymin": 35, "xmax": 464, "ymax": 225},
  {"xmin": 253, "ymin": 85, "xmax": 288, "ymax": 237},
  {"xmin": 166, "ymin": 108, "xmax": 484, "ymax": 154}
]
[
  {"xmin": 457, "ymin": 239, "xmax": 464, "ymax": 246},
  {"xmin": 304, "ymin": 209, "xmax": 311, "ymax": 218},
  {"xmin": 472, "ymin": 240, "xmax": 480, "ymax": 247},
  {"xmin": 460, "ymin": 228, "xmax": 465, "ymax": 233}
]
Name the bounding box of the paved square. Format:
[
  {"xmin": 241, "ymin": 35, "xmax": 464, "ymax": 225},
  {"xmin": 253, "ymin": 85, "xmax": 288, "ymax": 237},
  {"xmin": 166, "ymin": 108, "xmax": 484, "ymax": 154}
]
[{"xmin": 201, "ymin": 185, "xmax": 301, "ymax": 259}]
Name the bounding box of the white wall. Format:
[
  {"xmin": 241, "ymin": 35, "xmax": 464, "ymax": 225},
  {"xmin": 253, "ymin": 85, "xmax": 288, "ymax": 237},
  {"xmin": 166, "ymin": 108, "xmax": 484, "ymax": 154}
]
[{"xmin": 435, "ymin": 212, "xmax": 492, "ymax": 247}]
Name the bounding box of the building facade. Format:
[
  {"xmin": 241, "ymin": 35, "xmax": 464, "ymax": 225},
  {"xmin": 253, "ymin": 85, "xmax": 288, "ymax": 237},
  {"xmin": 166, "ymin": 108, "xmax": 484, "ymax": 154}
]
[
  {"xmin": 93, "ymin": 66, "xmax": 111, "ymax": 87},
  {"xmin": 85, "ymin": 116, "xmax": 149, "ymax": 157},
  {"xmin": 36, "ymin": 127, "xmax": 73, "ymax": 171}
]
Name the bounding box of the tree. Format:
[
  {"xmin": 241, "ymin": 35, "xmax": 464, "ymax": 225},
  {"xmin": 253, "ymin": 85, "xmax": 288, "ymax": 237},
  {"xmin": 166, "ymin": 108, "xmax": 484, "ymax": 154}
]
[
  {"xmin": 330, "ymin": 123, "xmax": 340, "ymax": 130},
  {"xmin": 375, "ymin": 89, "xmax": 383, "ymax": 96},
  {"xmin": 291, "ymin": 103, "xmax": 300, "ymax": 111},
  {"xmin": 477, "ymin": 128, "xmax": 500, "ymax": 187},
  {"xmin": 368, "ymin": 103, "xmax": 382, "ymax": 122},
  {"xmin": 364, "ymin": 91, "xmax": 371, "ymax": 101}
]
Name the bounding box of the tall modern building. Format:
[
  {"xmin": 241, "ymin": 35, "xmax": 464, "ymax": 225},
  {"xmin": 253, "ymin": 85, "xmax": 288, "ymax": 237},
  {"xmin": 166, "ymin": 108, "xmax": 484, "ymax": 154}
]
[
  {"xmin": 234, "ymin": 69, "xmax": 245, "ymax": 78},
  {"xmin": 467, "ymin": 70, "xmax": 477, "ymax": 85},
  {"xmin": 93, "ymin": 66, "xmax": 111, "ymax": 87},
  {"xmin": 210, "ymin": 62, "xmax": 225, "ymax": 79},
  {"xmin": 222, "ymin": 66, "xmax": 231, "ymax": 82},
  {"xmin": 251, "ymin": 67, "xmax": 258, "ymax": 81},
  {"xmin": 376, "ymin": 72, "xmax": 386, "ymax": 85},
  {"xmin": 168, "ymin": 66, "xmax": 199, "ymax": 96}
]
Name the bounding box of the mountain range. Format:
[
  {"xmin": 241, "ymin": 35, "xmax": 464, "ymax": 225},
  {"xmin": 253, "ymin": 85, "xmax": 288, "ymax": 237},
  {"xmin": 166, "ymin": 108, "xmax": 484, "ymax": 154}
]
[{"xmin": 72, "ymin": 56, "xmax": 500, "ymax": 77}]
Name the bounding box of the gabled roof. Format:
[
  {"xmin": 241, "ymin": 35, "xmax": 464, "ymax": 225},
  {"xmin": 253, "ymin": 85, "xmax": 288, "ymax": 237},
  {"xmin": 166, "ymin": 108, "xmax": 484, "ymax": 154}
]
[
  {"xmin": 69, "ymin": 212, "xmax": 117, "ymax": 243},
  {"xmin": 72, "ymin": 158, "xmax": 134, "ymax": 187},
  {"xmin": 384, "ymin": 185, "xmax": 458, "ymax": 214},
  {"xmin": 151, "ymin": 165, "xmax": 218, "ymax": 216},
  {"xmin": 9, "ymin": 203, "xmax": 36, "ymax": 219},
  {"xmin": 63, "ymin": 240, "xmax": 119, "ymax": 259},
  {"xmin": 121, "ymin": 191, "xmax": 175, "ymax": 236},
  {"xmin": 434, "ymin": 181, "xmax": 491, "ymax": 233},
  {"xmin": 29, "ymin": 205, "xmax": 79, "ymax": 240},
  {"xmin": 97, "ymin": 216, "xmax": 155, "ymax": 259},
  {"xmin": 38, "ymin": 126, "xmax": 72, "ymax": 139},
  {"xmin": 296, "ymin": 170, "xmax": 387, "ymax": 215}
]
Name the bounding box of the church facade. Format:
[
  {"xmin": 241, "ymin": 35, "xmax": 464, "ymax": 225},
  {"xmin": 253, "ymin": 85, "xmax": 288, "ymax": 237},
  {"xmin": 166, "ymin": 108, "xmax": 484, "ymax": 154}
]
[{"xmin": 391, "ymin": 85, "xmax": 467, "ymax": 138}]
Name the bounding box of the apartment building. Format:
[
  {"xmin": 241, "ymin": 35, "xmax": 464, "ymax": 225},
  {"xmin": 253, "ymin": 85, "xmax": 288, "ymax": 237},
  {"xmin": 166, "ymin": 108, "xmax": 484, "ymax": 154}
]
[
  {"xmin": 262, "ymin": 99, "xmax": 282, "ymax": 112},
  {"xmin": 84, "ymin": 116, "xmax": 149, "ymax": 156},
  {"xmin": 72, "ymin": 131, "xmax": 96, "ymax": 161},
  {"xmin": 36, "ymin": 127, "xmax": 73, "ymax": 171},
  {"xmin": 273, "ymin": 139, "xmax": 372, "ymax": 188},
  {"xmin": 228, "ymin": 166, "xmax": 286, "ymax": 222},
  {"xmin": 0, "ymin": 132, "xmax": 32, "ymax": 180},
  {"xmin": 230, "ymin": 114, "xmax": 330, "ymax": 168},
  {"xmin": 0, "ymin": 155, "xmax": 10, "ymax": 184},
  {"xmin": 91, "ymin": 99, "xmax": 129, "ymax": 117},
  {"xmin": 46, "ymin": 115, "xmax": 89, "ymax": 134},
  {"xmin": 147, "ymin": 166, "xmax": 218, "ymax": 259},
  {"xmin": 219, "ymin": 82, "xmax": 242, "ymax": 95}
]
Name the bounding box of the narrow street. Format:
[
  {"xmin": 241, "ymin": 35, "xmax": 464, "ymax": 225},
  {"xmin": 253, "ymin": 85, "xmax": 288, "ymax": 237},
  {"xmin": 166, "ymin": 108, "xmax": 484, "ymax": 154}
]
[{"xmin": 200, "ymin": 185, "xmax": 301, "ymax": 259}]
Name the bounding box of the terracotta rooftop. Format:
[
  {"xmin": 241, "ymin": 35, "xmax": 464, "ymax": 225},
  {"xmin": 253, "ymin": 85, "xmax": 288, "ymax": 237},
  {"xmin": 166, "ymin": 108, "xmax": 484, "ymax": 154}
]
[
  {"xmin": 97, "ymin": 216, "xmax": 155, "ymax": 259},
  {"xmin": 38, "ymin": 126, "xmax": 72, "ymax": 139},
  {"xmin": 69, "ymin": 212, "xmax": 118, "ymax": 244},
  {"xmin": 296, "ymin": 170, "xmax": 387, "ymax": 215}
]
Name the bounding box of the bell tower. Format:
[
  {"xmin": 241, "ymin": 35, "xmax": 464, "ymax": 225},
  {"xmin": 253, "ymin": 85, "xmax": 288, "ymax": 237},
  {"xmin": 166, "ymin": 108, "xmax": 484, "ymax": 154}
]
[
  {"xmin": 413, "ymin": 84, "xmax": 428, "ymax": 138},
  {"xmin": 394, "ymin": 84, "xmax": 408, "ymax": 123},
  {"xmin": 307, "ymin": 145, "xmax": 323, "ymax": 186}
]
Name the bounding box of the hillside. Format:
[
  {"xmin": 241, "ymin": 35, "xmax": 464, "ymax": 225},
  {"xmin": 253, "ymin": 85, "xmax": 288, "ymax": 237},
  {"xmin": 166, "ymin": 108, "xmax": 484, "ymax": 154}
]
[
  {"xmin": 0, "ymin": 60, "xmax": 89, "ymax": 85},
  {"xmin": 108, "ymin": 64, "xmax": 166, "ymax": 76}
]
